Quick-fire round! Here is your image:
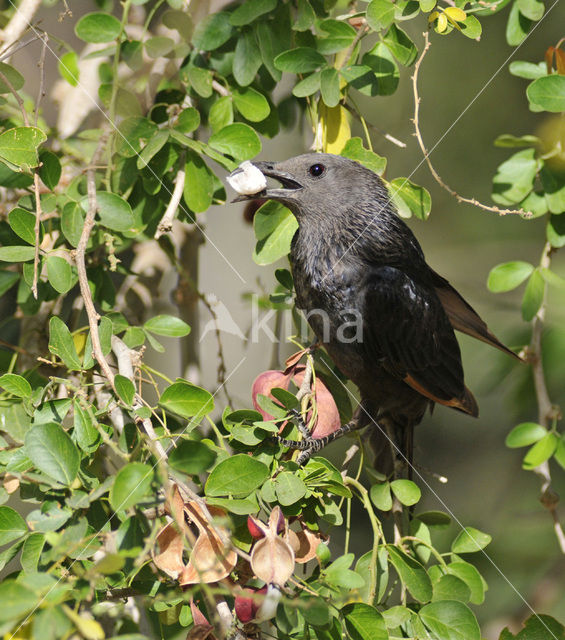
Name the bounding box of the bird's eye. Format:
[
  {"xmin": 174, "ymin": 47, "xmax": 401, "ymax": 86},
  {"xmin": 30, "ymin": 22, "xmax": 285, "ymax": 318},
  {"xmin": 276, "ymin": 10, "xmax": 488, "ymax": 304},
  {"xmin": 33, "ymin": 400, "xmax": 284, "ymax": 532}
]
[{"xmin": 308, "ymin": 163, "xmax": 325, "ymax": 177}]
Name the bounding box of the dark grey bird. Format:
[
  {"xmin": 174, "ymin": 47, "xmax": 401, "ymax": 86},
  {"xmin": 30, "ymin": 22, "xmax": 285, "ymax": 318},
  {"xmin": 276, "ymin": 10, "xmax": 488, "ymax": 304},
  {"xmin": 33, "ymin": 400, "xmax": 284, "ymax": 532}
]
[{"xmin": 232, "ymin": 153, "xmax": 520, "ymax": 473}]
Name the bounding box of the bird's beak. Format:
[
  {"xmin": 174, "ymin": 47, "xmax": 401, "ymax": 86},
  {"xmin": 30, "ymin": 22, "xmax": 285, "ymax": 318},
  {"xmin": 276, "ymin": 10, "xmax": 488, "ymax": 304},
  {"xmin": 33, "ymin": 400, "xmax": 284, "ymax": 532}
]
[{"xmin": 231, "ymin": 161, "xmax": 303, "ymax": 203}]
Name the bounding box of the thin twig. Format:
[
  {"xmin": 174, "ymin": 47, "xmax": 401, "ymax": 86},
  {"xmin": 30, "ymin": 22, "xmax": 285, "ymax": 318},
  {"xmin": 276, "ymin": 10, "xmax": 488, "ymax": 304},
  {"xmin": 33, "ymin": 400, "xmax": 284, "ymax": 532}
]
[
  {"xmin": 412, "ymin": 32, "xmax": 526, "ymax": 216},
  {"xmin": 211, "ymin": 79, "xmax": 230, "ymax": 97},
  {"xmin": 154, "ymin": 166, "xmax": 185, "ymax": 239},
  {"xmin": 34, "ymin": 32, "xmax": 47, "ymax": 126},
  {"xmin": 31, "ymin": 173, "xmax": 42, "ymax": 298},
  {"xmin": 527, "ymin": 242, "xmax": 565, "ymax": 554},
  {"xmin": 73, "ymin": 132, "xmax": 115, "ymax": 387}
]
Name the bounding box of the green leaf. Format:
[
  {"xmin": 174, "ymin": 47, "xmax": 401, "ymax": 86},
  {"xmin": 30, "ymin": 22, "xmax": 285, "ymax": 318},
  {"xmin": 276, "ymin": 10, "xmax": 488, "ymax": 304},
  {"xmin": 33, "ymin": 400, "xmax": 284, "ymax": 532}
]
[
  {"xmin": 447, "ymin": 561, "xmax": 486, "ymax": 605},
  {"xmin": 494, "ymin": 133, "xmax": 540, "ymax": 148},
  {"xmin": 230, "ymin": 0, "xmax": 277, "ymax": 25},
  {"xmin": 144, "ymin": 36, "xmax": 175, "ymax": 58},
  {"xmin": 541, "ymin": 167, "xmax": 565, "ymax": 214},
  {"xmin": 547, "ymin": 214, "xmax": 565, "ymax": 249},
  {"xmin": 521, "ymin": 268, "xmax": 544, "ymax": 321},
  {"xmin": 0, "ymin": 581, "xmax": 37, "ymax": 623},
  {"xmin": 540, "ymin": 267, "xmax": 565, "ymax": 289},
  {"xmin": 174, "ymin": 107, "xmax": 201, "ymax": 134},
  {"xmin": 183, "ymin": 149, "xmax": 214, "ymax": 213},
  {"xmin": 91, "ymin": 191, "xmax": 135, "ymax": 232},
  {"xmin": 38, "ymin": 150, "xmax": 61, "ymax": 190},
  {"xmin": 509, "ymin": 60, "xmax": 546, "ymax": 80},
  {"xmin": 274, "ymin": 47, "xmax": 327, "ymax": 73},
  {"xmin": 366, "ymin": 0, "xmax": 395, "ymax": 31},
  {"xmin": 0, "ymin": 126, "xmax": 46, "ymax": 169},
  {"xmin": 233, "ymin": 29, "xmax": 262, "ymax": 86},
  {"xmin": 341, "ymin": 62, "xmax": 379, "ymax": 96},
  {"xmin": 209, "ymin": 96, "xmax": 234, "ymax": 133},
  {"xmin": 208, "ymin": 123, "xmax": 261, "ymax": 161},
  {"xmin": 527, "ymin": 76, "xmax": 565, "ymax": 112},
  {"xmin": 451, "ymin": 527, "xmax": 492, "ymax": 553},
  {"xmin": 492, "ymin": 148, "xmax": 538, "ymax": 205},
  {"xmin": 20, "ymin": 532, "xmax": 45, "ymax": 573},
  {"xmin": 274, "ymin": 471, "xmax": 307, "ymax": 505},
  {"xmin": 511, "ymin": 614, "xmax": 565, "ymax": 640},
  {"xmin": 114, "ymin": 374, "xmax": 135, "ymax": 406},
  {"xmin": 46, "ymin": 256, "xmax": 73, "ymax": 294},
  {"xmin": 169, "ymin": 440, "xmax": 217, "ymax": 475},
  {"xmin": 294, "ymin": 0, "xmax": 316, "ymax": 31},
  {"xmin": 205, "ymin": 454, "xmax": 269, "ymax": 497},
  {"xmin": 75, "ymin": 12, "xmax": 122, "ymax": 43},
  {"xmin": 506, "ymin": 422, "xmax": 547, "ymax": 448},
  {"xmin": 0, "ymin": 62, "xmax": 24, "ymax": 93},
  {"xmin": 0, "ymin": 373, "xmax": 31, "ymax": 398},
  {"xmin": 144, "ymin": 314, "xmax": 191, "ymax": 337},
  {"xmin": 317, "ymin": 19, "xmax": 356, "ymax": 55},
  {"xmin": 34, "ymin": 398, "xmax": 72, "ymax": 425},
  {"xmin": 159, "ymin": 380, "xmax": 214, "ymax": 421},
  {"xmin": 253, "ymin": 201, "xmax": 298, "ymax": 265},
  {"xmin": 420, "ymin": 601, "xmax": 480, "ymax": 640},
  {"xmin": 432, "ymin": 575, "xmax": 471, "ymax": 603},
  {"xmin": 25, "ymin": 422, "xmax": 80, "ymax": 486},
  {"xmin": 459, "ymin": 15, "xmax": 482, "ymax": 40},
  {"xmin": 320, "ymin": 67, "xmax": 341, "ymax": 107},
  {"xmin": 389, "ymin": 177, "xmax": 431, "ymax": 220},
  {"xmin": 192, "ymin": 12, "xmax": 233, "ymax": 50},
  {"xmin": 292, "ymin": 71, "xmax": 322, "ymax": 98},
  {"xmin": 8, "ymin": 207, "xmax": 36, "ymax": 245},
  {"xmin": 487, "ymin": 261, "xmax": 534, "ymax": 293},
  {"xmin": 383, "ymin": 24, "xmax": 417, "ymax": 66},
  {"xmin": 342, "ymin": 603, "xmax": 389, "ymax": 640},
  {"xmin": 522, "ymin": 432, "xmax": 559, "ymax": 469},
  {"xmin": 0, "ymin": 245, "xmax": 36, "ymax": 262},
  {"xmin": 136, "ymin": 130, "xmax": 169, "ymax": 170},
  {"xmin": 370, "ymin": 482, "xmax": 392, "ymax": 511},
  {"xmin": 183, "ymin": 64, "xmax": 213, "ymax": 98},
  {"xmin": 48, "ymin": 316, "xmax": 82, "ymax": 370},
  {"xmin": 555, "ymin": 435, "xmax": 565, "ymax": 471},
  {"xmin": 362, "ymin": 42, "xmax": 399, "ymax": 95},
  {"xmin": 505, "ymin": 1, "xmax": 533, "ymax": 46},
  {"xmin": 58, "ymin": 50, "xmax": 79, "ymax": 85},
  {"xmin": 390, "ymin": 479, "xmax": 421, "ymax": 506},
  {"xmin": 110, "ymin": 462, "xmax": 153, "ymax": 511},
  {"xmin": 61, "ymin": 202, "xmax": 85, "ymax": 247},
  {"xmin": 517, "ymin": 0, "xmax": 544, "ymax": 21},
  {"xmin": 0, "ymin": 270, "xmax": 19, "ymax": 296},
  {"xmin": 387, "ymin": 545, "xmax": 432, "ymax": 602},
  {"xmin": 116, "ymin": 117, "xmax": 158, "ymax": 157},
  {"xmin": 341, "ymin": 137, "xmax": 387, "ymax": 175},
  {"xmin": 0, "ymin": 506, "xmax": 27, "ymax": 545},
  {"xmin": 73, "ymin": 400, "xmax": 100, "ymax": 453},
  {"xmin": 232, "ymin": 87, "xmax": 270, "ymax": 122}
]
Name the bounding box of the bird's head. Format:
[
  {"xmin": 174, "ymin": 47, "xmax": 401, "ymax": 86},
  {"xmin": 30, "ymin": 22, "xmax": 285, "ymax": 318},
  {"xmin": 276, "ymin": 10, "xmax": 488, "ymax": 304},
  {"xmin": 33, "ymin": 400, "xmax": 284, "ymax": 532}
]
[{"xmin": 233, "ymin": 153, "xmax": 386, "ymax": 219}]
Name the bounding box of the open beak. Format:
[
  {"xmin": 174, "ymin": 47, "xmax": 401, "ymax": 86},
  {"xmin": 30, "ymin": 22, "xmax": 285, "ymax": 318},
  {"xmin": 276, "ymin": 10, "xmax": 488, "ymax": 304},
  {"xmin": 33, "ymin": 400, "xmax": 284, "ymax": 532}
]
[{"xmin": 231, "ymin": 161, "xmax": 303, "ymax": 203}]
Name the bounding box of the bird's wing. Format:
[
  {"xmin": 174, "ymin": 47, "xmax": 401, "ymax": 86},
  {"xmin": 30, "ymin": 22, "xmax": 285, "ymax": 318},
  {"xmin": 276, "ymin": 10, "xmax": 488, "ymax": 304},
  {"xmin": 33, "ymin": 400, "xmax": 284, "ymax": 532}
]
[
  {"xmin": 431, "ymin": 272, "xmax": 522, "ymax": 361},
  {"xmin": 363, "ymin": 266, "xmax": 478, "ymax": 416}
]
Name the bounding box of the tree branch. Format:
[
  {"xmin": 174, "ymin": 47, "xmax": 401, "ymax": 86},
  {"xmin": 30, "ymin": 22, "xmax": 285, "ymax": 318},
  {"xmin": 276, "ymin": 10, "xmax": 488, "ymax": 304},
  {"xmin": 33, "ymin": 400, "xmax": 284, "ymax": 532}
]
[
  {"xmin": 412, "ymin": 32, "xmax": 526, "ymax": 217},
  {"xmin": 528, "ymin": 242, "xmax": 565, "ymax": 554},
  {"xmin": 154, "ymin": 166, "xmax": 185, "ymax": 239},
  {"xmin": 73, "ymin": 132, "xmax": 115, "ymax": 387}
]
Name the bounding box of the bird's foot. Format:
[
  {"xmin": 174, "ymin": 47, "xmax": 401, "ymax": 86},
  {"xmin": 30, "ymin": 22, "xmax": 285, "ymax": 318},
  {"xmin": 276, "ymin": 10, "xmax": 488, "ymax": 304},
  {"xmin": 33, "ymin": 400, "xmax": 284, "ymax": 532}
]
[{"xmin": 277, "ymin": 418, "xmax": 357, "ymax": 465}]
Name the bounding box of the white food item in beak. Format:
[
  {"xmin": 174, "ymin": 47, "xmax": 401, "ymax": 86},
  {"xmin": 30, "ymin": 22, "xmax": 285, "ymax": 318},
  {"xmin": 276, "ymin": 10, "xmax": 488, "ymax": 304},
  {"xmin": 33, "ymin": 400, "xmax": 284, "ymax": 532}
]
[{"xmin": 227, "ymin": 160, "xmax": 267, "ymax": 195}]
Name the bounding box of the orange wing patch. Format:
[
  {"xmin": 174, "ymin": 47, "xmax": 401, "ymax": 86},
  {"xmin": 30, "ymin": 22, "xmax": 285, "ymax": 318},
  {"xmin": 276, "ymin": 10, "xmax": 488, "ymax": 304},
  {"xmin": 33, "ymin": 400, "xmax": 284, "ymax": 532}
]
[{"xmin": 403, "ymin": 374, "xmax": 478, "ymax": 417}]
